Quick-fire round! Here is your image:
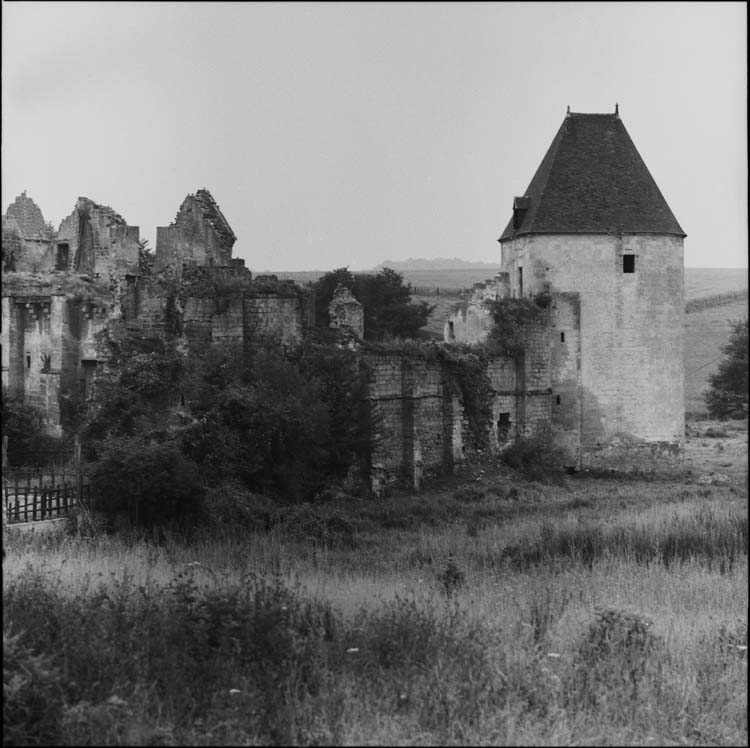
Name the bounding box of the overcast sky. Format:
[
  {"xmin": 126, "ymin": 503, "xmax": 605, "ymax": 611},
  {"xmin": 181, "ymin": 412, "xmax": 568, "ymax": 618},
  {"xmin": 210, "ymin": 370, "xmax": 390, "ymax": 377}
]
[{"xmin": 2, "ymin": 2, "xmax": 746, "ymax": 271}]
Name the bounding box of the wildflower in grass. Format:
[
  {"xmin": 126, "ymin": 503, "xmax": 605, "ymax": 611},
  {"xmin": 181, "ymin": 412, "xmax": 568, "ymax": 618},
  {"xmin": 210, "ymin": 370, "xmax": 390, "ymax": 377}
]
[
  {"xmin": 346, "ymin": 647, "xmax": 359, "ymax": 654},
  {"xmin": 229, "ymin": 689, "xmax": 241, "ymax": 695}
]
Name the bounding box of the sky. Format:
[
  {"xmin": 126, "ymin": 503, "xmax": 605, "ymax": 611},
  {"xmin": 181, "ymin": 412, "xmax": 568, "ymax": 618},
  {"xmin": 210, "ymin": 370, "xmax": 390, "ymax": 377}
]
[{"xmin": 2, "ymin": 2, "xmax": 747, "ymax": 271}]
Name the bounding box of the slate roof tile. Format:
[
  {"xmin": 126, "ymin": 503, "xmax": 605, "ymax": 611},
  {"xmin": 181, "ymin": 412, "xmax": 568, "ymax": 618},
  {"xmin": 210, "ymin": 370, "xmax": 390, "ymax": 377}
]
[{"xmin": 499, "ymin": 112, "xmax": 685, "ymax": 241}]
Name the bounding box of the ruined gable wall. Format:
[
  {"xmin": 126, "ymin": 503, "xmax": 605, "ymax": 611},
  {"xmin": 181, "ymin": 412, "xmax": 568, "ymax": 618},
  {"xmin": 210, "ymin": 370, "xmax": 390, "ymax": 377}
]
[
  {"xmin": 155, "ymin": 195, "xmax": 233, "ymax": 271},
  {"xmin": 2, "ymin": 219, "xmax": 56, "ymax": 273},
  {"xmin": 57, "ymin": 199, "xmax": 140, "ymax": 278}
]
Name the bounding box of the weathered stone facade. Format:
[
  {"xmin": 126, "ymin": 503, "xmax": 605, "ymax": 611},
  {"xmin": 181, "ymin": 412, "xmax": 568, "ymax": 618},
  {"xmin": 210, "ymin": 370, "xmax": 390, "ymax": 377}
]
[
  {"xmin": 447, "ymin": 109, "xmax": 686, "ymax": 470},
  {"xmin": 328, "ymin": 284, "xmax": 364, "ymax": 339},
  {"xmin": 3, "ymin": 106, "xmax": 685, "ymax": 485},
  {"xmin": 1, "ymin": 190, "xmax": 305, "ymax": 436}
]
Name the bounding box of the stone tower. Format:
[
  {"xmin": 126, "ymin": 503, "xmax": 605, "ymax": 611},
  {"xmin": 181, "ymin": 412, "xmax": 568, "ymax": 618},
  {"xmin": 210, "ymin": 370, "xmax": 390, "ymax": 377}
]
[{"xmin": 498, "ymin": 107, "xmax": 685, "ymax": 467}]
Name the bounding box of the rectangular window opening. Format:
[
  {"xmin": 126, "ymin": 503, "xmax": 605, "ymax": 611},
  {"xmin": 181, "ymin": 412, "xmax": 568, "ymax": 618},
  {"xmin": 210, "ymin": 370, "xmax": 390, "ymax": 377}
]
[
  {"xmin": 55, "ymin": 243, "xmax": 69, "ymax": 271},
  {"xmin": 560, "ymin": 331, "xmax": 565, "ymax": 343},
  {"xmin": 497, "ymin": 412, "xmax": 511, "ymax": 441},
  {"xmin": 518, "ymin": 266, "xmax": 524, "ymax": 296},
  {"xmin": 556, "ymin": 395, "xmax": 561, "ymax": 405},
  {"xmin": 26, "ymin": 354, "xmax": 31, "ymax": 369},
  {"xmin": 623, "ymin": 254, "xmax": 635, "ymax": 273}
]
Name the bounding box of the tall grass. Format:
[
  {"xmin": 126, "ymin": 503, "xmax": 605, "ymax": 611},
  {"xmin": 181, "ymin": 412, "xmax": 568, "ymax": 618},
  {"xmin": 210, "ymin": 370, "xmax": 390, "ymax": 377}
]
[{"xmin": 3, "ymin": 481, "xmax": 748, "ymax": 746}]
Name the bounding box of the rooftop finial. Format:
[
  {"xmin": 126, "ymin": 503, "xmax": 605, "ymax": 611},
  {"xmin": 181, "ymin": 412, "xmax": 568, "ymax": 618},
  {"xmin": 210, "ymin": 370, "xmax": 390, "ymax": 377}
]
[
  {"xmin": 566, "ymin": 105, "xmax": 570, "ymax": 115},
  {"xmin": 615, "ymin": 103, "xmax": 619, "ymax": 116}
]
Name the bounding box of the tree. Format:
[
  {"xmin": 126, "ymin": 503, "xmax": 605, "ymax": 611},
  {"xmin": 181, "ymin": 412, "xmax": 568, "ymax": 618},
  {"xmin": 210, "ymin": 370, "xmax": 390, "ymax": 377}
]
[
  {"xmin": 704, "ymin": 317, "xmax": 748, "ymax": 419},
  {"xmin": 90, "ymin": 440, "xmax": 205, "ymax": 529},
  {"xmin": 312, "ymin": 267, "xmax": 357, "ymax": 327},
  {"xmin": 1, "ymin": 387, "xmax": 57, "ymax": 467},
  {"xmin": 81, "ymin": 337, "xmax": 185, "ymax": 450},
  {"xmin": 312, "ymin": 266, "xmax": 434, "ymax": 340}
]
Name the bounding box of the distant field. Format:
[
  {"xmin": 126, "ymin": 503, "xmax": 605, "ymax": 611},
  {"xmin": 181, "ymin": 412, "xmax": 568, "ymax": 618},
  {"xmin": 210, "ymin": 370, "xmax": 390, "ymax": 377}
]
[
  {"xmin": 271, "ymin": 266, "xmax": 747, "ymax": 298},
  {"xmin": 685, "ymin": 267, "xmax": 748, "ymax": 299},
  {"xmin": 684, "ymin": 298, "xmax": 748, "ymax": 415},
  {"xmin": 274, "ymin": 266, "xmax": 747, "ymax": 411}
]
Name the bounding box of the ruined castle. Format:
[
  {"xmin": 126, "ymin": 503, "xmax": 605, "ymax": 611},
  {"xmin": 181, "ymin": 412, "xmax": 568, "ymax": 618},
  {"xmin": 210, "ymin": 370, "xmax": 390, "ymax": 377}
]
[
  {"xmin": 1, "ymin": 190, "xmax": 305, "ymax": 436},
  {"xmin": 2, "ymin": 107, "xmax": 685, "ymax": 483}
]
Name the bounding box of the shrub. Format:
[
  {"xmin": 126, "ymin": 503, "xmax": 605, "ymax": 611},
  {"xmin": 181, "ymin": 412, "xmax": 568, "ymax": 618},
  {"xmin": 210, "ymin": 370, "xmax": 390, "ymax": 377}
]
[
  {"xmin": 500, "ymin": 430, "xmax": 565, "ymax": 481},
  {"xmin": 203, "ymin": 483, "xmax": 278, "ymax": 532},
  {"xmin": 437, "ymin": 555, "xmax": 466, "ymax": 596},
  {"xmin": 453, "ymin": 486, "xmax": 485, "ymax": 503},
  {"xmin": 3, "ymin": 627, "xmax": 64, "ymax": 746},
  {"xmin": 705, "ymin": 317, "xmax": 749, "ymax": 419},
  {"xmin": 90, "ymin": 439, "xmax": 205, "ymax": 530},
  {"xmin": 1, "ymin": 386, "xmax": 59, "ymax": 467},
  {"xmin": 566, "ymin": 608, "xmax": 663, "ymax": 712}
]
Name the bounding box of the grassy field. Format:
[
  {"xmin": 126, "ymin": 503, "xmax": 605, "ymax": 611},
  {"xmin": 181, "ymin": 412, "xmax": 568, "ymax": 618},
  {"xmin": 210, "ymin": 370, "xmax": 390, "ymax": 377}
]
[
  {"xmin": 3, "ymin": 419, "xmax": 747, "ymax": 746},
  {"xmin": 273, "ymin": 266, "xmax": 747, "ymax": 297}
]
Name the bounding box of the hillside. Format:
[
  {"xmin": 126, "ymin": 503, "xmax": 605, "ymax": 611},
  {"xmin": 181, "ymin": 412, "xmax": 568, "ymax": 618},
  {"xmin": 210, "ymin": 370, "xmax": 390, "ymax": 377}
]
[{"xmin": 268, "ymin": 266, "xmax": 747, "ymax": 297}]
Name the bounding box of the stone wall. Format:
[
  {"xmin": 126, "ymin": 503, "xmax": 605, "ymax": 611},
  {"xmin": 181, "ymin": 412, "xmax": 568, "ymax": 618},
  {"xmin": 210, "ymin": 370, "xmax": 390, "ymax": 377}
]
[
  {"xmin": 500, "ymin": 233, "xmax": 684, "ymax": 465},
  {"xmin": 155, "ymin": 191, "xmax": 236, "ymax": 272},
  {"xmin": 444, "ymin": 272, "xmax": 511, "ymax": 344},
  {"xmin": 57, "ymin": 198, "xmax": 141, "ymax": 278},
  {"xmin": 365, "ymin": 336, "xmax": 555, "ymax": 487}
]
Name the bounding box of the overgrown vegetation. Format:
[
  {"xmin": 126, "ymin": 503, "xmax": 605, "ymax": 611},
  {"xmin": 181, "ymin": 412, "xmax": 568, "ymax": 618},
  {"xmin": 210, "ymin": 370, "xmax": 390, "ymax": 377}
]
[
  {"xmin": 705, "ymin": 317, "xmax": 748, "ymax": 419},
  {"xmin": 312, "ymin": 266, "xmax": 434, "ymax": 339},
  {"xmin": 484, "ymin": 293, "xmax": 549, "ymax": 356},
  {"xmin": 3, "ymin": 479, "xmax": 747, "ymax": 746},
  {"xmin": 78, "ymin": 330, "xmax": 376, "ymax": 526},
  {"xmin": 1, "ymin": 386, "xmax": 59, "ymax": 467}
]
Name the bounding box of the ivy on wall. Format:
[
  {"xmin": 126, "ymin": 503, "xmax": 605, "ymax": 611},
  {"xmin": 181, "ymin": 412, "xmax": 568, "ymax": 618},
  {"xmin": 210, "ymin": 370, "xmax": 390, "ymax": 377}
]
[
  {"xmin": 438, "ymin": 346, "xmax": 494, "ymax": 450},
  {"xmin": 484, "ymin": 292, "xmax": 550, "ymax": 357},
  {"xmin": 363, "ymin": 338, "xmax": 495, "ymax": 451}
]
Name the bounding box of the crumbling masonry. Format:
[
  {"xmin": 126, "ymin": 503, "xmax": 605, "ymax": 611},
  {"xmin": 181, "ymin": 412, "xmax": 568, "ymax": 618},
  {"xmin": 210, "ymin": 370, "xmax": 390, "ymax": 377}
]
[
  {"xmin": 1, "ymin": 190, "xmax": 304, "ymax": 437},
  {"xmin": 2, "ymin": 109, "xmax": 684, "ymax": 480}
]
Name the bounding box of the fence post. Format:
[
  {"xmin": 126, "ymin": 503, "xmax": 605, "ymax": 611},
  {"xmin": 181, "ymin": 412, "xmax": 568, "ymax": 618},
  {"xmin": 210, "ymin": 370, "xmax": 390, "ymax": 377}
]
[
  {"xmin": 2, "ymin": 435, "xmax": 7, "ymax": 470},
  {"xmin": 31, "ymin": 486, "xmax": 38, "ymax": 522}
]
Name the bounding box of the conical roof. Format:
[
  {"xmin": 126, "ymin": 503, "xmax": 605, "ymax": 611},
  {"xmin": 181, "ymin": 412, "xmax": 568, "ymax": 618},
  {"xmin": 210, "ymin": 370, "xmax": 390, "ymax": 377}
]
[{"xmin": 499, "ymin": 111, "xmax": 685, "ymax": 241}]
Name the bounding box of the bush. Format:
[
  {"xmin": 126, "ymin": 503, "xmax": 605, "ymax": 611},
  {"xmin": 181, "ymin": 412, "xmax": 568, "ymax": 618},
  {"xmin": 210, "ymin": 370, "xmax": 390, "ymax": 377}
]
[
  {"xmin": 3, "ymin": 627, "xmax": 64, "ymax": 746},
  {"xmin": 203, "ymin": 483, "xmax": 278, "ymax": 531},
  {"xmin": 1, "ymin": 386, "xmax": 59, "ymax": 467},
  {"xmin": 705, "ymin": 317, "xmax": 748, "ymax": 419},
  {"xmin": 312, "ymin": 266, "xmax": 434, "ymax": 340},
  {"xmin": 500, "ymin": 431, "xmax": 565, "ymax": 481},
  {"xmin": 90, "ymin": 440, "xmax": 205, "ymax": 530},
  {"xmin": 453, "ymin": 486, "xmax": 485, "ymax": 503},
  {"xmin": 566, "ymin": 608, "xmax": 663, "ymax": 713}
]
